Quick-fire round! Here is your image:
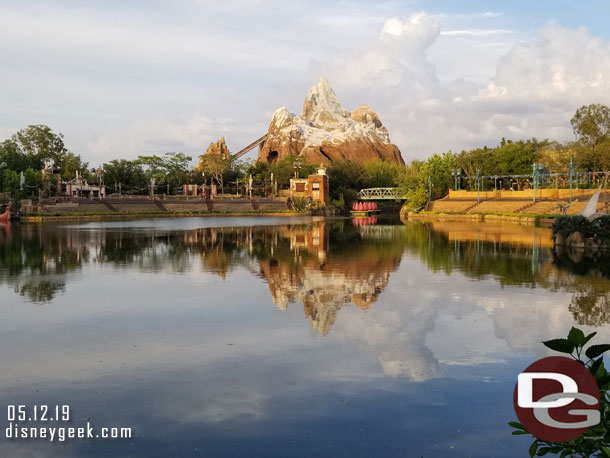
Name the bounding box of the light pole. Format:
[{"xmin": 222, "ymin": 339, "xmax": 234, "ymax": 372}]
[
  {"xmin": 569, "ymin": 156, "xmax": 574, "ymax": 203},
  {"xmin": 532, "ymin": 163, "xmax": 544, "ymax": 202},
  {"xmin": 476, "ymin": 169, "xmax": 481, "ymax": 202},
  {"xmin": 451, "ymin": 169, "xmax": 461, "ymax": 190},
  {"xmin": 532, "ymin": 163, "xmax": 537, "ymax": 203},
  {"xmin": 294, "ymin": 160, "xmax": 302, "ymax": 179}
]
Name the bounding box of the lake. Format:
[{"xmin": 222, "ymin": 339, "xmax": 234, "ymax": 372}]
[{"xmin": 1, "ymin": 216, "xmax": 609, "ymax": 457}]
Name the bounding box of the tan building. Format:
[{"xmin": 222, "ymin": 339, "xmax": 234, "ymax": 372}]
[
  {"xmin": 62, "ymin": 177, "xmax": 106, "ymax": 199},
  {"xmin": 289, "ymin": 164, "xmax": 329, "ymax": 205},
  {"xmin": 182, "ymin": 184, "xmax": 201, "ymax": 197}
]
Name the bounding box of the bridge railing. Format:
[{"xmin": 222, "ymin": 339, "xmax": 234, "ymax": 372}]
[{"xmin": 357, "ymin": 188, "xmax": 405, "ymax": 200}]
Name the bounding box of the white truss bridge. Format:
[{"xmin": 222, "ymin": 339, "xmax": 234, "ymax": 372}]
[{"xmin": 357, "ymin": 188, "xmax": 406, "ymax": 200}]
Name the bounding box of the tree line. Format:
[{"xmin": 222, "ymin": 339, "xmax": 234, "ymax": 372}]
[{"xmin": 1, "ymin": 104, "xmax": 609, "ymax": 207}]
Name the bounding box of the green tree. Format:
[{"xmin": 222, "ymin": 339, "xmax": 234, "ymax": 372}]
[
  {"xmin": 197, "ymin": 154, "xmax": 231, "ymax": 193},
  {"xmin": 0, "ymin": 140, "xmax": 28, "ymax": 172},
  {"xmin": 12, "ymin": 125, "xmax": 68, "ymax": 170},
  {"xmin": 2, "ymin": 169, "xmax": 20, "ymax": 193},
  {"xmin": 23, "ymin": 168, "xmax": 42, "ymax": 196},
  {"xmin": 103, "ymin": 159, "xmax": 147, "ymax": 194},
  {"xmin": 571, "ymin": 103, "xmax": 610, "ymax": 148},
  {"xmin": 56, "ymin": 151, "xmax": 89, "ymax": 181},
  {"xmin": 163, "ymin": 152, "xmax": 192, "ymax": 193},
  {"xmin": 268, "ymin": 156, "xmax": 316, "ymax": 189},
  {"xmin": 364, "ymin": 161, "xmax": 405, "ymax": 187}
]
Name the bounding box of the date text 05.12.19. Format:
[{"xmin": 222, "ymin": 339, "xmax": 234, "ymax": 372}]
[{"xmin": 7, "ymin": 405, "xmax": 70, "ymax": 422}]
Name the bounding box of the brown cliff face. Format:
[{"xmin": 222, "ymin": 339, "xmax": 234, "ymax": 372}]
[
  {"xmin": 203, "ymin": 137, "xmax": 231, "ymax": 159},
  {"xmin": 257, "ymin": 77, "xmax": 404, "ymax": 166}
]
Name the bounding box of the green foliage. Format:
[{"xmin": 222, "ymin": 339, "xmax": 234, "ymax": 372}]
[
  {"xmin": 102, "ymin": 159, "xmax": 147, "ymax": 193},
  {"xmin": 11, "ymin": 125, "xmax": 88, "ymax": 179},
  {"xmin": 364, "ymin": 161, "xmax": 405, "ymax": 187},
  {"xmin": 197, "ymin": 154, "xmax": 232, "ymax": 192},
  {"xmin": 331, "ymin": 192, "xmax": 345, "ymax": 208},
  {"xmin": 591, "ymin": 215, "xmax": 610, "ymax": 242},
  {"xmin": 512, "ymin": 327, "xmax": 610, "ymax": 457},
  {"xmin": 2, "ymin": 169, "xmax": 19, "ymax": 193},
  {"xmin": 571, "ymin": 104, "xmax": 610, "ymax": 147},
  {"xmin": 267, "ymin": 156, "xmax": 316, "ymax": 189},
  {"xmin": 12, "ymin": 124, "xmax": 68, "ymax": 170},
  {"xmin": 552, "ymin": 215, "xmax": 594, "ymax": 239},
  {"xmin": 0, "ymin": 140, "xmax": 28, "ymax": 171},
  {"xmin": 290, "ymin": 196, "xmax": 309, "ymax": 211},
  {"xmin": 23, "ymin": 168, "xmax": 42, "ymax": 196}
]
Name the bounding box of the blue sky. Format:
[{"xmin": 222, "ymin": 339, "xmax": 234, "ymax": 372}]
[{"xmin": 1, "ymin": 0, "xmax": 610, "ymax": 164}]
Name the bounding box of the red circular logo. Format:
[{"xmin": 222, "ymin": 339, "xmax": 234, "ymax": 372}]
[{"xmin": 513, "ymin": 356, "xmax": 600, "ymax": 442}]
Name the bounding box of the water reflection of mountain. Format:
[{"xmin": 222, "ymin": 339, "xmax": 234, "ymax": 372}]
[
  {"xmin": 257, "ymin": 223, "xmax": 403, "ymax": 335},
  {"xmin": 2, "ymin": 219, "xmax": 610, "ymax": 330},
  {"xmin": 0, "ymin": 223, "xmax": 404, "ymax": 335}
]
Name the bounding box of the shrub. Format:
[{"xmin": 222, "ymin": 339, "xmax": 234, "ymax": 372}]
[
  {"xmin": 591, "ymin": 215, "xmax": 610, "ymax": 241},
  {"xmin": 552, "ymin": 215, "xmax": 594, "ymax": 238}
]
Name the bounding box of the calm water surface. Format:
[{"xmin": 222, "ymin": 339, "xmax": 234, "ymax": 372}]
[{"xmin": 0, "ymin": 216, "xmax": 609, "ymax": 457}]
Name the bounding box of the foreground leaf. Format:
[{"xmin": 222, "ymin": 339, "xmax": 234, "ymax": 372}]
[
  {"xmin": 568, "ymin": 327, "xmax": 586, "ymax": 346},
  {"xmin": 583, "ymin": 331, "xmax": 597, "ymax": 346},
  {"xmin": 542, "ymin": 339, "xmax": 575, "ymax": 354},
  {"xmin": 585, "ymin": 344, "xmax": 610, "ymax": 359}
]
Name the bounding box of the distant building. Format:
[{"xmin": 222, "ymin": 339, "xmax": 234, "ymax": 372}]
[
  {"xmin": 62, "ymin": 176, "xmax": 106, "ymax": 199},
  {"xmin": 182, "ymin": 184, "xmax": 201, "ymax": 197},
  {"xmin": 289, "ymin": 164, "xmax": 329, "ymax": 205}
]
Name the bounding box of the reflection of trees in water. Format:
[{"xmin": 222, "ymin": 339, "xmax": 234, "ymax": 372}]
[
  {"xmin": 18, "ymin": 280, "xmax": 66, "ymax": 303},
  {"xmin": 2, "ymin": 220, "xmax": 609, "ymax": 330},
  {"xmin": 402, "ymin": 222, "xmax": 549, "ymax": 287},
  {"xmin": 405, "ymin": 222, "xmax": 610, "ymax": 328},
  {"xmin": 551, "ymin": 248, "xmax": 610, "ymax": 327},
  {"xmin": 0, "ymin": 225, "xmax": 89, "ymax": 303}
]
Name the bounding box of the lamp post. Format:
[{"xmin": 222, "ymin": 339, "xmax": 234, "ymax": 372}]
[
  {"xmin": 294, "ymin": 160, "xmax": 302, "ymax": 179},
  {"xmin": 476, "ymin": 169, "xmax": 481, "ymax": 202},
  {"xmin": 532, "ymin": 163, "xmax": 537, "ymax": 203},
  {"xmin": 494, "ymin": 176, "xmax": 498, "ymax": 191},
  {"xmin": 451, "ymin": 169, "xmax": 461, "ymax": 190},
  {"xmin": 569, "ymin": 156, "xmax": 574, "ymax": 203}
]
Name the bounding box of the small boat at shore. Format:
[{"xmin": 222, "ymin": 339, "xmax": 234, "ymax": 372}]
[
  {"xmin": 0, "ymin": 204, "xmax": 10, "ymax": 223},
  {"xmin": 350, "ymin": 201, "xmax": 380, "ymax": 217}
]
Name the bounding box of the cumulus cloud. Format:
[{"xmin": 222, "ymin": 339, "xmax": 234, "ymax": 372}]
[
  {"xmin": 322, "ymin": 13, "xmax": 610, "ymax": 159},
  {"xmin": 3, "ymin": 2, "xmax": 610, "ymax": 162}
]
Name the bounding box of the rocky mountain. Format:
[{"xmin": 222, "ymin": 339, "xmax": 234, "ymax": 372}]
[
  {"xmin": 203, "ymin": 137, "xmax": 230, "ymax": 159},
  {"xmin": 257, "ymin": 77, "xmax": 404, "ymax": 165}
]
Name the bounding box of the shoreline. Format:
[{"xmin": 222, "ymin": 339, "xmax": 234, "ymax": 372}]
[
  {"xmin": 19, "ymin": 210, "xmax": 308, "ymax": 222},
  {"xmin": 402, "ymin": 210, "xmax": 556, "ymax": 227}
]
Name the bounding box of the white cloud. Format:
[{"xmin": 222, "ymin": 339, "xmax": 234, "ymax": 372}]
[
  {"xmin": 2, "ymin": 3, "xmax": 610, "ymax": 163},
  {"xmin": 320, "ymin": 14, "xmax": 610, "ymax": 159}
]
